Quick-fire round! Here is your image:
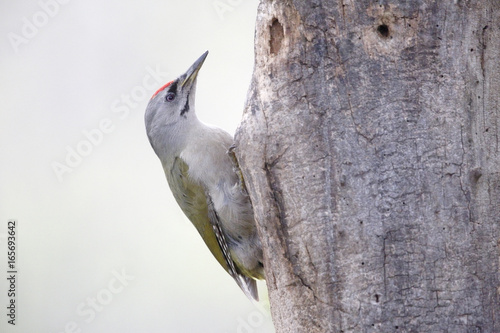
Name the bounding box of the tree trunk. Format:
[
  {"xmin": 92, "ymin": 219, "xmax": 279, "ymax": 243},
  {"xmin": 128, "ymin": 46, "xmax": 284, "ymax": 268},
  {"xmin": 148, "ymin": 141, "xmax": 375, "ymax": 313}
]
[{"xmin": 234, "ymin": 0, "xmax": 500, "ymax": 332}]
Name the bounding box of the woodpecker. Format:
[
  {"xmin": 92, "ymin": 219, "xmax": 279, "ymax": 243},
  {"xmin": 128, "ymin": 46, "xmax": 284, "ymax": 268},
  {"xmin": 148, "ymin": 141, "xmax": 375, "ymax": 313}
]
[{"xmin": 144, "ymin": 51, "xmax": 264, "ymax": 300}]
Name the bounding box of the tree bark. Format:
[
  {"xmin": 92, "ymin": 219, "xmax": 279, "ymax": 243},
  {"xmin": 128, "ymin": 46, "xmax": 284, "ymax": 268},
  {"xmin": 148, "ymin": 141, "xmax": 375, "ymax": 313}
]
[{"xmin": 234, "ymin": 0, "xmax": 500, "ymax": 332}]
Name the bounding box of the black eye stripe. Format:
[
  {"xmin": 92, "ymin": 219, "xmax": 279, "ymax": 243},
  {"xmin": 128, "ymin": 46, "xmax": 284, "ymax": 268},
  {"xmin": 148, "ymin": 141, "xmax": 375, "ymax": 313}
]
[{"xmin": 167, "ymin": 81, "xmax": 178, "ymax": 93}]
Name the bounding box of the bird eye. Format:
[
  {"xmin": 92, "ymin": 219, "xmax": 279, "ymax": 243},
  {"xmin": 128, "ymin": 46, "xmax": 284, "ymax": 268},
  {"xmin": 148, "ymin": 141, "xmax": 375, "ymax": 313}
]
[{"xmin": 165, "ymin": 92, "xmax": 176, "ymax": 102}]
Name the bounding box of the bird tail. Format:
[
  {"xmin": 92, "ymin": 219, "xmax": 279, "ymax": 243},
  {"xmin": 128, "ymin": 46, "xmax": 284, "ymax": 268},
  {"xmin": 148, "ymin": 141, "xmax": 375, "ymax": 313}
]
[{"xmin": 237, "ymin": 275, "xmax": 259, "ymax": 301}]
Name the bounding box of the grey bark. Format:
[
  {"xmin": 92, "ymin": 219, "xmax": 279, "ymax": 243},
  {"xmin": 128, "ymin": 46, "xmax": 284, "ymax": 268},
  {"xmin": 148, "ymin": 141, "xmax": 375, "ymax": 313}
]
[{"xmin": 234, "ymin": 0, "xmax": 500, "ymax": 332}]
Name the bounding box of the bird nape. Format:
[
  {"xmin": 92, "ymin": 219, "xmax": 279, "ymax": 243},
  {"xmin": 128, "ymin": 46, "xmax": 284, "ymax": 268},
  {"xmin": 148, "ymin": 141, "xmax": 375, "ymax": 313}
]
[{"xmin": 144, "ymin": 51, "xmax": 264, "ymax": 301}]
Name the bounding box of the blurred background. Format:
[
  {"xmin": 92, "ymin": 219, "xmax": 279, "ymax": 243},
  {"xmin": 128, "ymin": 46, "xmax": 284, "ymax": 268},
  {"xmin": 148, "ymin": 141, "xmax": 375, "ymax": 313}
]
[{"xmin": 0, "ymin": 1, "xmax": 275, "ymax": 332}]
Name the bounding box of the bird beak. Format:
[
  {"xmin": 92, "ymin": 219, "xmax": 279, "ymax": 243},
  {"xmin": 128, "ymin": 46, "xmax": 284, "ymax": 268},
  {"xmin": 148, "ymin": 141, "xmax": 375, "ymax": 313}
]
[{"xmin": 181, "ymin": 51, "xmax": 209, "ymax": 88}]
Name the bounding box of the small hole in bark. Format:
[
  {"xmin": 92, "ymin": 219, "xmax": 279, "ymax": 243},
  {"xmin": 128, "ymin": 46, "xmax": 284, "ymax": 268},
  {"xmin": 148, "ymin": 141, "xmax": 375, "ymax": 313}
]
[
  {"xmin": 361, "ymin": 262, "xmax": 365, "ymax": 265},
  {"xmin": 375, "ymin": 294, "xmax": 380, "ymax": 303},
  {"xmin": 470, "ymin": 48, "xmax": 474, "ymax": 52},
  {"xmin": 270, "ymin": 18, "xmax": 284, "ymax": 55},
  {"xmin": 471, "ymin": 168, "xmax": 483, "ymax": 183},
  {"xmin": 377, "ymin": 24, "xmax": 390, "ymax": 38}
]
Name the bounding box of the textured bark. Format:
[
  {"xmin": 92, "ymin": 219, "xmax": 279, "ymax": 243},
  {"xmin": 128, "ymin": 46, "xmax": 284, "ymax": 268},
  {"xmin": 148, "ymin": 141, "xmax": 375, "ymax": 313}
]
[{"xmin": 234, "ymin": 1, "xmax": 500, "ymax": 332}]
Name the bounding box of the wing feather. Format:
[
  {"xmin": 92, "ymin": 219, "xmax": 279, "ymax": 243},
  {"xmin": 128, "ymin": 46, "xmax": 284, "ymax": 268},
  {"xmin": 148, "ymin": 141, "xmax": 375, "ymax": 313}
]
[{"xmin": 166, "ymin": 157, "xmax": 258, "ymax": 300}]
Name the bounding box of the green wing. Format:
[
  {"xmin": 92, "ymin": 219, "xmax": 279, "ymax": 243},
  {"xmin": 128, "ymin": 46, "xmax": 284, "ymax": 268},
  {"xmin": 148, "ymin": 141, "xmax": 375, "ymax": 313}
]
[
  {"xmin": 166, "ymin": 157, "xmax": 258, "ymax": 300},
  {"xmin": 166, "ymin": 157, "xmax": 228, "ymax": 271}
]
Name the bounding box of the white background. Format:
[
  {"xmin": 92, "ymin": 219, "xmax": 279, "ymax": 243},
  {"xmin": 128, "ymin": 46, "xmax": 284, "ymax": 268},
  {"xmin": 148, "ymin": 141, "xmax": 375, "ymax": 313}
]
[{"xmin": 0, "ymin": 0, "xmax": 275, "ymax": 332}]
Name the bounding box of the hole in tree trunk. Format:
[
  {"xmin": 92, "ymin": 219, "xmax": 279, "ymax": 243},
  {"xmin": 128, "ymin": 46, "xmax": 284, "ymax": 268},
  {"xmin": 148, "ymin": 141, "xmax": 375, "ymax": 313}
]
[
  {"xmin": 377, "ymin": 24, "xmax": 390, "ymax": 38},
  {"xmin": 270, "ymin": 18, "xmax": 284, "ymax": 55}
]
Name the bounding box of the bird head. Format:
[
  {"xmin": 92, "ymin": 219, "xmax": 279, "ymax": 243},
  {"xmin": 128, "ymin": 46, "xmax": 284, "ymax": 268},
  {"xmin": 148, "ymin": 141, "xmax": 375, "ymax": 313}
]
[{"xmin": 145, "ymin": 51, "xmax": 208, "ymax": 155}]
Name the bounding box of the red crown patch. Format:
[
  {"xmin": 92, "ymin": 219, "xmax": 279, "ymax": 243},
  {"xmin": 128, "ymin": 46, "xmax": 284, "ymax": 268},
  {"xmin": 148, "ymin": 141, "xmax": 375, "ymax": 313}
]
[{"xmin": 151, "ymin": 80, "xmax": 174, "ymax": 99}]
